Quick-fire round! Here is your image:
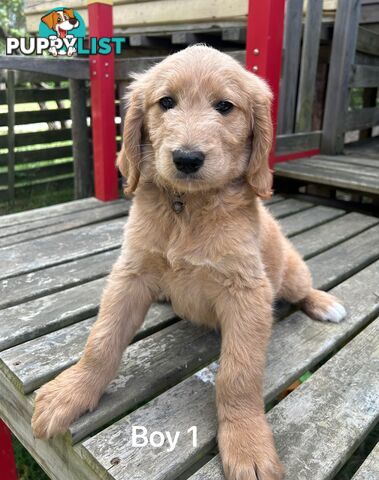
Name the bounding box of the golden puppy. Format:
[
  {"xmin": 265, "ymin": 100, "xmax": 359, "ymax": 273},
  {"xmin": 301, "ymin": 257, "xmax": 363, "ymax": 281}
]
[{"xmin": 32, "ymin": 45, "xmax": 346, "ymax": 479}]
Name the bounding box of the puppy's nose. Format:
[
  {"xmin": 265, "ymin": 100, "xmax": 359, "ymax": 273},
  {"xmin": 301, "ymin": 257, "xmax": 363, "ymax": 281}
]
[
  {"xmin": 172, "ymin": 149, "xmax": 205, "ymax": 174},
  {"xmin": 69, "ymin": 18, "xmax": 77, "ymax": 25}
]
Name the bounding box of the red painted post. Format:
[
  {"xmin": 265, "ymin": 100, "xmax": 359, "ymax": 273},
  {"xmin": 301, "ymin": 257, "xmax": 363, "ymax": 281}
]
[
  {"xmin": 0, "ymin": 420, "xmax": 18, "ymax": 480},
  {"xmin": 245, "ymin": 0, "xmax": 286, "ymax": 168},
  {"xmin": 88, "ymin": 0, "xmax": 119, "ymax": 201}
]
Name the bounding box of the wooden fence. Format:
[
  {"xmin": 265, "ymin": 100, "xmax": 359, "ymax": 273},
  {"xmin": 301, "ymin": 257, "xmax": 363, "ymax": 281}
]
[{"xmin": 0, "ymin": 68, "xmax": 92, "ymax": 204}]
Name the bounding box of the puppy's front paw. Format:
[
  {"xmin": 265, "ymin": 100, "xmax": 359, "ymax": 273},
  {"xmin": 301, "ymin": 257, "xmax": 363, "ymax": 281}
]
[
  {"xmin": 301, "ymin": 289, "xmax": 347, "ymax": 324},
  {"xmin": 218, "ymin": 417, "xmax": 284, "ymax": 480},
  {"xmin": 32, "ymin": 365, "xmax": 99, "ymax": 439}
]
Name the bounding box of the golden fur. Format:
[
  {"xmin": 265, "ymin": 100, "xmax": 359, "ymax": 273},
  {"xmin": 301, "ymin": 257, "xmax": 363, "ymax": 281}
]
[{"xmin": 32, "ymin": 46, "xmax": 346, "ymax": 480}]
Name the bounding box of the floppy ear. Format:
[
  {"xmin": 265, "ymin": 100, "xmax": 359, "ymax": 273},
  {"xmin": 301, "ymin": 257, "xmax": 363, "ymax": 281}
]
[
  {"xmin": 246, "ymin": 74, "xmax": 273, "ymax": 199},
  {"xmin": 41, "ymin": 11, "xmax": 56, "ymax": 30},
  {"xmin": 63, "ymin": 9, "xmax": 75, "ymax": 17},
  {"xmin": 116, "ymin": 76, "xmax": 146, "ymax": 195}
]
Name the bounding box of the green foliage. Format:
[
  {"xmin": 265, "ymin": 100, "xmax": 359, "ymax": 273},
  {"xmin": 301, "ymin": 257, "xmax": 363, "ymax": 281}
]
[
  {"xmin": 12, "ymin": 435, "xmax": 50, "ymax": 480},
  {"xmin": 0, "ymin": 0, "xmax": 25, "ymax": 37}
]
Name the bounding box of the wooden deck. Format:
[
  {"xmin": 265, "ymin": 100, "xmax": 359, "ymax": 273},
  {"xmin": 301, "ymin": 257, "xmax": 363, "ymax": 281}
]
[
  {"xmin": 0, "ymin": 195, "xmax": 378, "ymax": 480},
  {"xmin": 274, "ymin": 137, "xmax": 379, "ymax": 196}
]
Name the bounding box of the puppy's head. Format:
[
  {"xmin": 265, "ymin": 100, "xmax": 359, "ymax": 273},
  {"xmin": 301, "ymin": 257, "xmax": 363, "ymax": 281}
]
[
  {"xmin": 118, "ymin": 45, "xmax": 273, "ymax": 197},
  {"xmin": 41, "ymin": 9, "xmax": 79, "ymax": 36}
]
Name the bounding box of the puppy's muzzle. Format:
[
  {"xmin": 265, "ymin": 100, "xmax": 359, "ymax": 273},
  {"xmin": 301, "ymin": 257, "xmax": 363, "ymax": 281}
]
[
  {"xmin": 172, "ymin": 149, "xmax": 205, "ymax": 174},
  {"xmin": 69, "ymin": 18, "xmax": 78, "ymax": 25}
]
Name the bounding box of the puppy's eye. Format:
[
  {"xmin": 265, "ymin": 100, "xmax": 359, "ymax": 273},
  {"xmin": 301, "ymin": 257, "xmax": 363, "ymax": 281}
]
[
  {"xmin": 215, "ymin": 100, "xmax": 234, "ymax": 114},
  {"xmin": 159, "ymin": 97, "xmax": 176, "ymax": 111},
  {"xmin": 57, "ymin": 18, "xmax": 62, "ymax": 23}
]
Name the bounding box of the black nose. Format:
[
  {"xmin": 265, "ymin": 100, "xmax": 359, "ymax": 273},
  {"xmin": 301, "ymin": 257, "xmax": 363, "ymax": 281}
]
[
  {"xmin": 69, "ymin": 18, "xmax": 77, "ymax": 25},
  {"xmin": 172, "ymin": 149, "xmax": 205, "ymax": 174}
]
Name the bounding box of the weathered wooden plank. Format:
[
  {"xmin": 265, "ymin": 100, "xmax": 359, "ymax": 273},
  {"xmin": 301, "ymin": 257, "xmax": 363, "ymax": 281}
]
[
  {"xmin": 277, "ymin": 0, "xmax": 304, "ymax": 134},
  {"xmin": 0, "ymin": 161, "xmax": 73, "ymax": 185},
  {"xmin": 0, "ymin": 200, "xmax": 129, "ymax": 247},
  {"xmin": 350, "ymin": 65, "xmax": 379, "ymax": 88},
  {"xmin": 0, "ymin": 108, "xmax": 73, "ymax": 127},
  {"xmin": 72, "ymin": 320, "xmax": 220, "ymax": 442},
  {"xmin": 0, "ymin": 197, "xmax": 111, "ymax": 229},
  {"xmin": 357, "ymin": 26, "xmax": 379, "ymax": 57},
  {"xmin": 0, "ymin": 128, "xmax": 72, "ymax": 150},
  {"xmin": 0, "ymin": 198, "xmax": 302, "ymax": 279},
  {"xmin": 70, "ymin": 228, "xmax": 379, "ymax": 443},
  {"xmin": 0, "ymin": 56, "xmax": 89, "ymax": 80},
  {"xmin": 6, "ymin": 70, "xmax": 16, "ymax": 204},
  {"xmin": 267, "ymin": 198, "xmax": 313, "ymax": 218},
  {"xmin": 322, "ymin": 0, "xmax": 361, "ymax": 154},
  {"xmin": 69, "ymin": 79, "xmax": 92, "ymax": 199},
  {"xmin": 0, "ymin": 302, "xmax": 177, "ymax": 393},
  {"xmin": 345, "ymin": 137, "xmax": 379, "ymax": 160},
  {"xmin": 313, "ymin": 154, "xmax": 379, "ymax": 168},
  {"xmin": 292, "ymin": 212, "xmax": 378, "ymax": 260},
  {"xmin": 268, "ymin": 319, "xmax": 379, "ymax": 480},
  {"xmin": 275, "ymin": 160, "xmax": 379, "ymax": 194},
  {"xmin": 0, "ymin": 278, "xmax": 105, "ymax": 352},
  {"xmin": 80, "ymin": 261, "xmax": 379, "ymax": 476},
  {"xmin": 0, "ymin": 146, "xmax": 73, "ymax": 168},
  {"xmin": 280, "ymin": 205, "xmax": 345, "ymax": 237},
  {"xmin": 190, "ymin": 316, "xmax": 379, "ymax": 480},
  {"xmin": 0, "ymin": 87, "xmax": 69, "ymax": 105},
  {"xmin": 0, "ymin": 370, "xmax": 100, "ymax": 480},
  {"xmin": 307, "ymin": 223, "xmax": 379, "ymax": 289},
  {"xmin": 295, "ymin": 157, "xmax": 379, "ymax": 178},
  {"xmin": 295, "ymin": 0, "xmax": 323, "ymax": 132},
  {"xmin": 0, "ymin": 218, "xmax": 124, "ymax": 280},
  {"xmin": 0, "ymin": 249, "xmax": 119, "ymax": 310},
  {"xmin": 345, "ymin": 107, "xmax": 379, "ymax": 131},
  {"xmin": 351, "ymin": 443, "xmax": 379, "ymax": 480},
  {"xmin": 276, "ymin": 131, "xmax": 321, "ymax": 155}
]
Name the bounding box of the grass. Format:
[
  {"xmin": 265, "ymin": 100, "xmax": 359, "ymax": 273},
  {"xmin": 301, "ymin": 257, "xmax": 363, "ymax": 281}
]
[{"xmin": 12, "ymin": 435, "xmax": 49, "ymax": 480}]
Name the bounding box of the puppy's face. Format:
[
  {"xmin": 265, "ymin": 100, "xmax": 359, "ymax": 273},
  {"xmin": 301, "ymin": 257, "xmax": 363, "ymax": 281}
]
[{"xmin": 119, "ymin": 46, "xmax": 273, "ymax": 197}]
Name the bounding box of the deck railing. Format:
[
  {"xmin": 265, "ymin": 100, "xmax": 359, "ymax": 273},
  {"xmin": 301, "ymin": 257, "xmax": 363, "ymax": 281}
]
[{"xmin": 0, "ymin": 0, "xmax": 378, "ymax": 205}]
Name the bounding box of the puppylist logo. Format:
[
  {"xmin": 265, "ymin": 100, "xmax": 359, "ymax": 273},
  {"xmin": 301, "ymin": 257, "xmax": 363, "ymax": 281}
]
[{"xmin": 6, "ymin": 7, "xmax": 125, "ymax": 57}]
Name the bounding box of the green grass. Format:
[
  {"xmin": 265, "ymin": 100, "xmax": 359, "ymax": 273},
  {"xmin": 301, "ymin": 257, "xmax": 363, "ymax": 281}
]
[{"xmin": 12, "ymin": 435, "xmax": 49, "ymax": 480}]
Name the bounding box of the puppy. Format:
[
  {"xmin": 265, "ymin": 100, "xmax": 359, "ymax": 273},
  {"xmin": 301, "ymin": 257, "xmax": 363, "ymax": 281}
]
[
  {"xmin": 32, "ymin": 45, "xmax": 346, "ymax": 479},
  {"xmin": 41, "ymin": 9, "xmax": 79, "ymax": 56}
]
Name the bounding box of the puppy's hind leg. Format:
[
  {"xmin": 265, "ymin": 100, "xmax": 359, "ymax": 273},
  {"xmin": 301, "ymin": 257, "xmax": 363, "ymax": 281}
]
[{"xmin": 279, "ymin": 244, "xmax": 347, "ymax": 323}]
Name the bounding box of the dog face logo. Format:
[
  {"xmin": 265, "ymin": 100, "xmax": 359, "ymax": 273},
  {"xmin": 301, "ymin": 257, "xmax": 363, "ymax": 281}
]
[
  {"xmin": 41, "ymin": 9, "xmax": 79, "ymax": 39},
  {"xmin": 39, "ymin": 7, "xmax": 85, "ymax": 56}
]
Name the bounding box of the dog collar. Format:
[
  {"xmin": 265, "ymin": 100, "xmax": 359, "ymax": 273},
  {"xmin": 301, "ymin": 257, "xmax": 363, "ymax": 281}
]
[{"xmin": 170, "ymin": 192, "xmax": 185, "ymax": 214}]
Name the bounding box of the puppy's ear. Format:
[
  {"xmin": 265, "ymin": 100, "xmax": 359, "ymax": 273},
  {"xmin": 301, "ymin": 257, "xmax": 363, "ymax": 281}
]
[
  {"xmin": 246, "ymin": 74, "xmax": 273, "ymax": 199},
  {"xmin": 41, "ymin": 11, "xmax": 56, "ymax": 30},
  {"xmin": 117, "ymin": 75, "xmax": 146, "ymax": 195},
  {"xmin": 63, "ymin": 9, "xmax": 75, "ymax": 17}
]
